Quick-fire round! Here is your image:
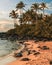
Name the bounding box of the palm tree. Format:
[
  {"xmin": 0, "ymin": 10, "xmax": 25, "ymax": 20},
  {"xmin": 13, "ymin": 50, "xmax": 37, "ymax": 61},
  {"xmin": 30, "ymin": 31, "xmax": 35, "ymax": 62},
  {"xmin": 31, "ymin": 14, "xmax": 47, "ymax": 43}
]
[
  {"xmin": 16, "ymin": 1, "xmax": 25, "ymax": 9},
  {"xmin": 31, "ymin": 3, "xmax": 39, "ymax": 22},
  {"xmin": 9, "ymin": 10, "xmax": 18, "ymax": 28},
  {"xmin": 23, "ymin": 10, "xmax": 33, "ymax": 24},
  {"xmin": 40, "ymin": 2, "xmax": 47, "ymax": 16},
  {"xmin": 22, "ymin": 9, "xmax": 37, "ymax": 24},
  {"xmin": 31, "ymin": 3, "xmax": 39, "ymax": 13},
  {"xmin": 16, "ymin": 1, "xmax": 25, "ymax": 25}
]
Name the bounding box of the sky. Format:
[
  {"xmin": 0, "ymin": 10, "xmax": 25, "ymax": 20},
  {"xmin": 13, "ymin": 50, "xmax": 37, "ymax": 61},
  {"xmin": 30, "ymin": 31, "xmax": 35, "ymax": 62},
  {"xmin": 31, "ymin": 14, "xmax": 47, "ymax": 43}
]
[
  {"xmin": 0, "ymin": 0, "xmax": 52, "ymax": 20},
  {"xmin": 0, "ymin": 0, "xmax": 52, "ymax": 32}
]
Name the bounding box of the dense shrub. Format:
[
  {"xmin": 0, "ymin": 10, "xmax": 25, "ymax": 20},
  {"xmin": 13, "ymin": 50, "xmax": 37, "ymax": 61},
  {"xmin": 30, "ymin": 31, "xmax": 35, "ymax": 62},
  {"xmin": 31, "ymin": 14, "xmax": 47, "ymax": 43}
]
[{"xmin": 6, "ymin": 15, "xmax": 52, "ymax": 41}]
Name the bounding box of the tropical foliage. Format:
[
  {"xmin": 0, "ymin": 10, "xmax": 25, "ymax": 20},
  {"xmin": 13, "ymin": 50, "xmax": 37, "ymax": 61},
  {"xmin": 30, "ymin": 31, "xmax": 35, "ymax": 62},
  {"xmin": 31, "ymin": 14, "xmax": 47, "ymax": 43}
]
[{"xmin": 7, "ymin": 1, "xmax": 52, "ymax": 40}]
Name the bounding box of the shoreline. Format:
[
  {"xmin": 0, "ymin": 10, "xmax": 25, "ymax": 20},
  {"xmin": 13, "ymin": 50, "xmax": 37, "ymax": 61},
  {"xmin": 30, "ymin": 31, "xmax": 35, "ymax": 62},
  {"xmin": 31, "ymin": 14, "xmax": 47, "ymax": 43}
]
[
  {"xmin": 0, "ymin": 41, "xmax": 25, "ymax": 65},
  {"xmin": 0, "ymin": 40, "xmax": 52, "ymax": 65}
]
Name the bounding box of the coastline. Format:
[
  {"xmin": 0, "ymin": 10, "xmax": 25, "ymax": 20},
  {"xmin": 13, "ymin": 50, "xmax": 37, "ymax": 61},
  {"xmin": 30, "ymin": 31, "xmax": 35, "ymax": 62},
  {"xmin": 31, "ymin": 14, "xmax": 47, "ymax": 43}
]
[
  {"xmin": 0, "ymin": 41, "xmax": 25, "ymax": 65},
  {"xmin": 0, "ymin": 40, "xmax": 52, "ymax": 65}
]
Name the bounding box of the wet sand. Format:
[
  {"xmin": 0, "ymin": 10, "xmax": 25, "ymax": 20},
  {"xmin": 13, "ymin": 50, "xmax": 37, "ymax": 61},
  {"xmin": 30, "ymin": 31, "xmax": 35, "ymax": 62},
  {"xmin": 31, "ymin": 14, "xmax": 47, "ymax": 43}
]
[{"xmin": 0, "ymin": 42, "xmax": 25, "ymax": 65}]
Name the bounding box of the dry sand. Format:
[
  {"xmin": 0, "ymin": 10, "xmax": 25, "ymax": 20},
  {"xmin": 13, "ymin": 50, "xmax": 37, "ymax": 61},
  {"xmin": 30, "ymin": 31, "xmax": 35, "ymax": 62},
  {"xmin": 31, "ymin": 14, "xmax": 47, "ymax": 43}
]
[{"xmin": 6, "ymin": 40, "xmax": 52, "ymax": 65}]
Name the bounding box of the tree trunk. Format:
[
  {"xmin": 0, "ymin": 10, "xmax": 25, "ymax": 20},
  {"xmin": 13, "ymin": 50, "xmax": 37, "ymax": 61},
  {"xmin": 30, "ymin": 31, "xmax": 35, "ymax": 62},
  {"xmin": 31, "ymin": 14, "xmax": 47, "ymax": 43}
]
[
  {"xmin": 43, "ymin": 8, "xmax": 44, "ymax": 16},
  {"xmin": 14, "ymin": 19, "xmax": 17, "ymax": 28}
]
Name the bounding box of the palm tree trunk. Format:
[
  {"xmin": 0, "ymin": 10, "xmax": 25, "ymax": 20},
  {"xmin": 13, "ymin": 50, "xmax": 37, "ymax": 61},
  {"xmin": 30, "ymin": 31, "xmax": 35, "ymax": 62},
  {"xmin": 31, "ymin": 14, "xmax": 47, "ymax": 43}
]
[
  {"xmin": 19, "ymin": 9, "xmax": 23, "ymax": 25},
  {"xmin": 36, "ymin": 10, "xmax": 38, "ymax": 23},
  {"xmin": 20, "ymin": 18, "xmax": 22, "ymax": 25},
  {"xmin": 14, "ymin": 19, "xmax": 17, "ymax": 28},
  {"xmin": 43, "ymin": 8, "xmax": 44, "ymax": 16}
]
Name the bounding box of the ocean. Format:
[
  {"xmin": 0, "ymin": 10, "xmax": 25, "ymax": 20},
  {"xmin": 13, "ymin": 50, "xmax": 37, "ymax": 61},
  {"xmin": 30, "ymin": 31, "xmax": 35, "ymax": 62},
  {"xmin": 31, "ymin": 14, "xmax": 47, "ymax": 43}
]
[{"xmin": 0, "ymin": 39, "xmax": 19, "ymax": 57}]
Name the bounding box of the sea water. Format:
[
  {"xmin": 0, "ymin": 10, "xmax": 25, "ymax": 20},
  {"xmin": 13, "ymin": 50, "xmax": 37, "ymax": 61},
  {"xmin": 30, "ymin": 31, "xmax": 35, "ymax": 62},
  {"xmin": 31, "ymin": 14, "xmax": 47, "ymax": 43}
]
[{"xmin": 0, "ymin": 39, "xmax": 19, "ymax": 57}]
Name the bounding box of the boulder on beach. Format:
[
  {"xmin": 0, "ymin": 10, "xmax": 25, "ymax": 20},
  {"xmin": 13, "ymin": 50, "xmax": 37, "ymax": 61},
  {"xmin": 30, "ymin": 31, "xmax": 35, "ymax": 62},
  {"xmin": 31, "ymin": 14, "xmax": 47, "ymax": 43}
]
[
  {"xmin": 34, "ymin": 52, "xmax": 40, "ymax": 55},
  {"xmin": 41, "ymin": 46, "xmax": 49, "ymax": 50},
  {"xmin": 14, "ymin": 52, "xmax": 23, "ymax": 57},
  {"xmin": 50, "ymin": 61, "xmax": 52, "ymax": 65},
  {"xmin": 21, "ymin": 58, "xmax": 30, "ymax": 61}
]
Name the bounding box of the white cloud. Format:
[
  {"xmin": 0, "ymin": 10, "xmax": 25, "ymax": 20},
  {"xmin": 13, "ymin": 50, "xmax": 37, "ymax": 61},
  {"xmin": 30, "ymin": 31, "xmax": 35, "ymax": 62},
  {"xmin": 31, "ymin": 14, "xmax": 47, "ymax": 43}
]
[
  {"xmin": 0, "ymin": 19, "xmax": 20, "ymax": 32},
  {"xmin": 0, "ymin": 20, "xmax": 14, "ymax": 32},
  {"xmin": 47, "ymin": 1, "xmax": 52, "ymax": 11},
  {"xmin": 0, "ymin": 11, "xmax": 8, "ymax": 15}
]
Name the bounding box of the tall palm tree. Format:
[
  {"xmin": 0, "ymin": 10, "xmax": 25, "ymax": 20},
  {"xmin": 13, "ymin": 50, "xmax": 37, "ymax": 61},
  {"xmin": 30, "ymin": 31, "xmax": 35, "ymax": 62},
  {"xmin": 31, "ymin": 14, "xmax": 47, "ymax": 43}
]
[
  {"xmin": 31, "ymin": 3, "xmax": 39, "ymax": 13},
  {"xmin": 9, "ymin": 10, "xmax": 18, "ymax": 28},
  {"xmin": 31, "ymin": 3, "xmax": 39, "ymax": 22},
  {"xmin": 22, "ymin": 9, "xmax": 37, "ymax": 24},
  {"xmin": 16, "ymin": 1, "xmax": 25, "ymax": 9},
  {"xmin": 16, "ymin": 1, "xmax": 25, "ymax": 25},
  {"xmin": 40, "ymin": 2, "xmax": 47, "ymax": 16},
  {"xmin": 23, "ymin": 10, "xmax": 33, "ymax": 24}
]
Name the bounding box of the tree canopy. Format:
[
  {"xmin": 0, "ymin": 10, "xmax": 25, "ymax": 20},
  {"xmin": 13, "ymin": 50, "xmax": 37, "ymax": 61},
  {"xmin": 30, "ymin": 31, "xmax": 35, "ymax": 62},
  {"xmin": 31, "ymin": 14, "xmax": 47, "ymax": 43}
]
[{"xmin": 7, "ymin": 1, "xmax": 52, "ymax": 41}]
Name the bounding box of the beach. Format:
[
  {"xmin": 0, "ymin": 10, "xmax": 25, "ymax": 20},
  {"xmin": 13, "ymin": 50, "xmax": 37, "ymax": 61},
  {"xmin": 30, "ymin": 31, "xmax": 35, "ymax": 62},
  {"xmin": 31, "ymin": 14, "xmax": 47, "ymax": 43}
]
[
  {"xmin": 0, "ymin": 0, "xmax": 52, "ymax": 65},
  {"xmin": 0, "ymin": 41, "xmax": 25, "ymax": 65},
  {"xmin": 5, "ymin": 40, "xmax": 52, "ymax": 65}
]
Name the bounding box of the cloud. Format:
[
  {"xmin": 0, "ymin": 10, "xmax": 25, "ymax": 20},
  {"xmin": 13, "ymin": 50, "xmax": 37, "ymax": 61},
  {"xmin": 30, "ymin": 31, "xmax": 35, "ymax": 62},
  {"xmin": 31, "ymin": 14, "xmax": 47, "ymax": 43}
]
[
  {"xmin": 0, "ymin": 11, "xmax": 8, "ymax": 15},
  {"xmin": 47, "ymin": 1, "xmax": 52, "ymax": 11},
  {"xmin": 0, "ymin": 20, "xmax": 14, "ymax": 32}
]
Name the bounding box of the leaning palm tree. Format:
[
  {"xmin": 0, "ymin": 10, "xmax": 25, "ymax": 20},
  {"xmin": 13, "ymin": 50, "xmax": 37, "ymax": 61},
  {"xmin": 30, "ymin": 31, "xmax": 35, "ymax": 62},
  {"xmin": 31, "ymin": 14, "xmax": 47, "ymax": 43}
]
[
  {"xmin": 31, "ymin": 3, "xmax": 39, "ymax": 22},
  {"xmin": 16, "ymin": 1, "xmax": 25, "ymax": 25},
  {"xmin": 40, "ymin": 2, "xmax": 47, "ymax": 16},
  {"xmin": 9, "ymin": 10, "xmax": 18, "ymax": 28}
]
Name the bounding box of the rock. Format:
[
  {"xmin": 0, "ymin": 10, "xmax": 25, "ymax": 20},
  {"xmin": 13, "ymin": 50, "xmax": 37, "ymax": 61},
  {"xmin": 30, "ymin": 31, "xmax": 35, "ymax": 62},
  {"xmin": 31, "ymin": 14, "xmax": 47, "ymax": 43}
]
[
  {"xmin": 50, "ymin": 61, "xmax": 52, "ymax": 65},
  {"xmin": 41, "ymin": 46, "xmax": 49, "ymax": 50},
  {"xmin": 21, "ymin": 58, "xmax": 30, "ymax": 61},
  {"xmin": 32, "ymin": 50, "xmax": 36, "ymax": 52},
  {"xmin": 34, "ymin": 52, "xmax": 40, "ymax": 55},
  {"xmin": 14, "ymin": 52, "xmax": 23, "ymax": 57},
  {"xmin": 27, "ymin": 50, "xmax": 31, "ymax": 55}
]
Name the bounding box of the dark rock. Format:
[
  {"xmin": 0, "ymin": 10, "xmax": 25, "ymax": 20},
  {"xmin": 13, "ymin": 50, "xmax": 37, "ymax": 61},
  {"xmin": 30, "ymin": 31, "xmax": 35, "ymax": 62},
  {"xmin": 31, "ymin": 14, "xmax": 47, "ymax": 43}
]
[
  {"xmin": 14, "ymin": 52, "xmax": 23, "ymax": 57},
  {"xmin": 41, "ymin": 46, "xmax": 49, "ymax": 50},
  {"xmin": 37, "ymin": 46, "xmax": 41, "ymax": 48},
  {"xmin": 21, "ymin": 58, "xmax": 30, "ymax": 61},
  {"xmin": 32, "ymin": 50, "xmax": 36, "ymax": 52},
  {"xmin": 50, "ymin": 61, "xmax": 52, "ymax": 65},
  {"xmin": 34, "ymin": 52, "xmax": 40, "ymax": 55},
  {"xmin": 27, "ymin": 50, "xmax": 31, "ymax": 55}
]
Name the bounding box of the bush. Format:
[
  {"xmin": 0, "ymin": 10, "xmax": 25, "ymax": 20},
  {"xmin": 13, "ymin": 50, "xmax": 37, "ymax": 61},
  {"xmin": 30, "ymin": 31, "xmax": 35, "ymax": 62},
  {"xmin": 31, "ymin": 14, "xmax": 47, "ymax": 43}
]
[{"xmin": 6, "ymin": 18, "xmax": 52, "ymax": 40}]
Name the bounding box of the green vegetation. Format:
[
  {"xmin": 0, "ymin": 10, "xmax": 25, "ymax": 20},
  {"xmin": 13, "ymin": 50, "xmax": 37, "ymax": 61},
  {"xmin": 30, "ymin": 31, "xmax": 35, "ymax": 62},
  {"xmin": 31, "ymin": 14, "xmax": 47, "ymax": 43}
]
[{"xmin": 6, "ymin": 1, "xmax": 52, "ymax": 41}]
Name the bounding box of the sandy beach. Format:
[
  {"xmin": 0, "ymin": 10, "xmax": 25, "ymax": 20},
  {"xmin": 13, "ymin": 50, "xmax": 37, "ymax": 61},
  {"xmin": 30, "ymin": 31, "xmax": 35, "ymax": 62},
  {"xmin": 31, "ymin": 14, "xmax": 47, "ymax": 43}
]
[
  {"xmin": 5, "ymin": 40, "xmax": 52, "ymax": 65},
  {"xmin": 0, "ymin": 0, "xmax": 52, "ymax": 65}
]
